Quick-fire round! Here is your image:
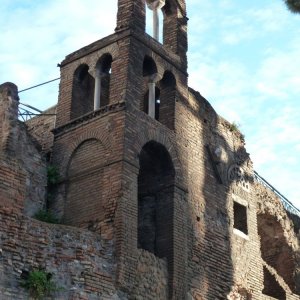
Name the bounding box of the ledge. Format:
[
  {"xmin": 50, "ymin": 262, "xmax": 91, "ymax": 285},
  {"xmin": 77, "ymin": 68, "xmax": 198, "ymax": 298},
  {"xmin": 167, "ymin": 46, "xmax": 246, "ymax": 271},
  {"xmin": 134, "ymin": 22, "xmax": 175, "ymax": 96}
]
[
  {"xmin": 53, "ymin": 102, "xmax": 125, "ymax": 136},
  {"xmin": 233, "ymin": 228, "xmax": 249, "ymax": 240}
]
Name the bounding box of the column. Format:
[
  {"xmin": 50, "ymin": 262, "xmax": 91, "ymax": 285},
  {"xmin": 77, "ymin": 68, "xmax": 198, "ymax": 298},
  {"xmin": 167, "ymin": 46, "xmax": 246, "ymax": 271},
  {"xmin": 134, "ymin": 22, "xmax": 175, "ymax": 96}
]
[
  {"xmin": 94, "ymin": 69, "xmax": 101, "ymax": 110},
  {"xmin": 148, "ymin": 82, "xmax": 156, "ymax": 118}
]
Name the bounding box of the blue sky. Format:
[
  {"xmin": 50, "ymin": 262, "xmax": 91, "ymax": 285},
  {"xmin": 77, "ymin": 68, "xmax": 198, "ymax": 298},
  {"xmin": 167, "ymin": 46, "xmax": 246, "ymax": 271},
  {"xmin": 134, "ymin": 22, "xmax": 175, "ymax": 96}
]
[{"xmin": 1, "ymin": 0, "xmax": 299, "ymax": 208}]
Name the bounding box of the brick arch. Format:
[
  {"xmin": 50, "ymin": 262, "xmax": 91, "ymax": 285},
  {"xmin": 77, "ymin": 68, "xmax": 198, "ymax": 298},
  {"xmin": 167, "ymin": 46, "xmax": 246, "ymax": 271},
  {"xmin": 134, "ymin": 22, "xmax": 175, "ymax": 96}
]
[
  {"xmin": 89, "ymin": 44, "xmax": 120, "ymax": 75},
  {"xmin": 140, "ymin": 50, "xmax": 181, "ymax": 87},
  {"xmin": 152, "ymin": 53, "xmax": 174, "ymax": 81},
  {"xmin": 67, "ymin": 44, "xmax": 119, "ymax": 80},
  {"xmin": 132, "ymin": 129, "xmax": 186, "ymax": 189},
  {"xmin": 60, "ymin": 129, "xmax": 111, "ymax": 178},
  {"xmin": 67, "ymin": 138, "xmax": 107, "ymax": 176},
  {"xmin": 64, "ymin": 138, "xmax": 107, "ymax": 227},
  {"xmin": 157, "ymin": 70, "xmax": 176, "ymax": 129},
  {"xmin": 71, "ymin": 63, "xmax": 95, "ymax": 119}
]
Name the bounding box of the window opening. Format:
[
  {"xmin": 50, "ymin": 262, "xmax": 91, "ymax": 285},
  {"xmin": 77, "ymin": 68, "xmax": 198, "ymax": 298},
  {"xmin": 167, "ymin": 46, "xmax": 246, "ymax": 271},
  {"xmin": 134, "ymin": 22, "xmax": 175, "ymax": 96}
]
[
  {"xmin": 155, "ymin": 98, "xmax": 160, "ymax": 120},
  {"xmin": 138, "ymin": 141, "xmax": 175, "ymax": 258},
  {"xmin": 145, "ymin": 0, "xmax": 165, "ymax": 42},
  {"xmin": 143, "ymin": 56, "xmax": 158, "ymax": 119},
  {"xmin": 157, "ymin": 71, "xmax": 176, "ymax": 129},
  {"xmin": 233, "ymin": 201, "xmax": 248, "ymax": 235},
  {"xmin": 143, "ymin": 87, "xmax": 160, "ymax": 121},
  {"xmin": 263, "ymin": 267, "xmax": 286, "ymax": 299},
  {"xmin": 94, "ymin": 54, "xmax": 112, "ymax": 110},
  {"xmin": 71, "ymin": 64, "xmax": 95, "ymax": 119}
]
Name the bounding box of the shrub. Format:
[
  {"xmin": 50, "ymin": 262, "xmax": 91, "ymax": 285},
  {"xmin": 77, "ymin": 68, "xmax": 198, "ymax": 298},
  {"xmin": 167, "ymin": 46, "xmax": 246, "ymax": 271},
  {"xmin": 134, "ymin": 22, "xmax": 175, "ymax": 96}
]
[
  {"xmin": 229, "ymin": 122, "xmax": 240, "ymax": 132},
  {"xmin": 21, "ymin": 269, "xmax": 57, "ymax": 299}
]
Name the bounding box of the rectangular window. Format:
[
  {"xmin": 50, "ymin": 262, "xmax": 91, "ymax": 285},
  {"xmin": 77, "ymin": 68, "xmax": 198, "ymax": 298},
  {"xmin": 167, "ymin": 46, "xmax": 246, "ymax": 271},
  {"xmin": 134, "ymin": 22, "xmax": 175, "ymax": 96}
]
[{"xmin": 233, "ymin": 201, "xmax": 248, "ymax": 235}]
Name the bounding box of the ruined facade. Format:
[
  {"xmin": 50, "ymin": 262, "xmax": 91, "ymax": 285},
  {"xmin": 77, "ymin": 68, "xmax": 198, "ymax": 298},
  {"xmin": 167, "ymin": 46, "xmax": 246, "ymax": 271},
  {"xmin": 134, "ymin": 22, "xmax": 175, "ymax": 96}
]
[{"xmin": 1, "ymin": 0, "xmax": 300, "ymax": 299}]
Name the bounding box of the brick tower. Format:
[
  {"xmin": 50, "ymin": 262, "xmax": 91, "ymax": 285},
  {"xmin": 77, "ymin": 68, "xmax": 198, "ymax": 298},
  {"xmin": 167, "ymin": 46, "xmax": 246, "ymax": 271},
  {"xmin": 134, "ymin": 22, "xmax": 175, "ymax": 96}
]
[{"xmin": 52, "ymin": 0, "xmax": 189, "ymax": 298}]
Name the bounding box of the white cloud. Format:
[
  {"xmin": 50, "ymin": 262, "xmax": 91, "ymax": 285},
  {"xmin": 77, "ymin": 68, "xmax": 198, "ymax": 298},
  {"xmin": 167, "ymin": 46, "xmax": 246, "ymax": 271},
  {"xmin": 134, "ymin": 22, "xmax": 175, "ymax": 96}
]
[{"xmin": 0, "ymin": 1, "xmax": 299, "ymax": 209}]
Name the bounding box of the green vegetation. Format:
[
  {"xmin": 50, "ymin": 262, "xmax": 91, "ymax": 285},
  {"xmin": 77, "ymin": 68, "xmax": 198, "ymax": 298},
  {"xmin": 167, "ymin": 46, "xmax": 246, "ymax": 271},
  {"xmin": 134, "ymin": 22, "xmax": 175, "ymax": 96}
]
[
  {"xmin": 47, "ymin": 165, "xmax": 60, "ymax": 186},
  {"xmin": 284, "ymin": 0, "xmax": 300, "ymax": 14},
  {"xmin": 229, "ymin": 122, "xmax": 240, "ymax": 133},
  {"xmin": 34, "ymin": 165, "xmax": 61, "ymax": 224},
  {"xmin": 34, "ymin": 209, "xmax": 59, "ymax": 224},
  {"xmin": 21, "ymin": 269, "xmax": 58, "ymax": 300}
]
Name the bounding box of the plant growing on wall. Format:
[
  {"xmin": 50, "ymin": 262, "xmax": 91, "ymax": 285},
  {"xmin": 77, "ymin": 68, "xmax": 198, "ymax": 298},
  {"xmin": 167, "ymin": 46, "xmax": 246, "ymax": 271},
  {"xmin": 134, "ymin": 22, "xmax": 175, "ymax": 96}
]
[
  {"xmin": 229, "ymin": 122, "xmax": 240, "ymax": 133},
  {"xmin": 34, "ymin": 209, "xmax": 59, "ymax": 224},
  {"xmin": 46, "ymin": 164, "xmax": 60, "ymax": 204},
  {"xmin": 47, "ymin": 165, "xmax": 60, "ymax": 186},
  {"xmin": 21, "ymin": 269, "xmax": 58, "ymax": 299},
  {"xmin": 34, "ymin": 165, "xmax": 61, "ymax": 224}
]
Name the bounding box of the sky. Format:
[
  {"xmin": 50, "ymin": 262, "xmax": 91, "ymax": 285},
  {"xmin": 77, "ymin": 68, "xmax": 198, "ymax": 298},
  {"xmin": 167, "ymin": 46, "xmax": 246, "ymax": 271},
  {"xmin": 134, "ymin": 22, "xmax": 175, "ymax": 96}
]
[{"xmin": 1, "ymin": 0, "xmax": 299, "ymax": 209}]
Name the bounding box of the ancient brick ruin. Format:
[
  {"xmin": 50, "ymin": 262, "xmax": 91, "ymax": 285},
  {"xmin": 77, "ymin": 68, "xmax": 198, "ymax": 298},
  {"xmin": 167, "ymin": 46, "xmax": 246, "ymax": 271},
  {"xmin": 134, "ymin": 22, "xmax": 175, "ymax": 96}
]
[{"xmin": 1, "ymin": 0, "xmax": 300, "ymax": 299}]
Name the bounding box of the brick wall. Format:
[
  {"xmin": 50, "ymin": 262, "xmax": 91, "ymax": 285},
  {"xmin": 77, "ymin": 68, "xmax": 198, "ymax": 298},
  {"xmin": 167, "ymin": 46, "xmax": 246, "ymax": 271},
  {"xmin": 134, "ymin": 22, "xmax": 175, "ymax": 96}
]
[
  {"xmin": 0, "ymin": 207, "xmax": 118, "ymax": 300},
  {"xmin": 1, "ymin": 0, "xmax": 300, "ymax": 299},
  {"xmin": 25, "ymin": 105, "xmax": 56, "ymax": 155},
  {"xmin": 0, "ymin": 83, "xmax": 47, "ymax": 216}
]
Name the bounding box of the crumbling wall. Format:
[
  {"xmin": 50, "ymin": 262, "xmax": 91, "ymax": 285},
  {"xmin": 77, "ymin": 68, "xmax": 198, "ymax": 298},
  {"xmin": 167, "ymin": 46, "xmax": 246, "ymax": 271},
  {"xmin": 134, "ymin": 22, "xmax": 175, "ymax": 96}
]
[
  {"xmin": 256, "ymin": 182, "xmax": 300, "ymax": 296},
  {"xmin": 0, "ymin": 82, "xmax": 47, "ymax": 216},
  {"xmin": 25, "ymin": 105, "xmax": 56, "ymax": 155},
  {"xmin": 0, "ymin": 207, "xmax": 119, "ymax": 300},
  {"xmin": 132, "ymin": 250, "xmax": 169, "ymax": 300}
]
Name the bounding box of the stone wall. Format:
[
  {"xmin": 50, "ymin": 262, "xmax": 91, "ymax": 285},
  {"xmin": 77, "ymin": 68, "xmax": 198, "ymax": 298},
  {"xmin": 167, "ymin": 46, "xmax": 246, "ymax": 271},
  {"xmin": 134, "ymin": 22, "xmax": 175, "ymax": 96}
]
[
  {"xmin": 132, "ymin": 250, "xmax": 169, "ymax": 300},
  {"xmin": 0, "ymin": 207, "xmax": 118, "ymax": 300}
]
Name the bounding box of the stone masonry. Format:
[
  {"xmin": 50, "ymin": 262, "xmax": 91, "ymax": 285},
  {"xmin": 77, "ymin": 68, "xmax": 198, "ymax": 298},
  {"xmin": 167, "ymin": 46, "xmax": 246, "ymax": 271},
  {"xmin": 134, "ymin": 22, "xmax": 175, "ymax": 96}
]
[{"xmin": 1, "ymin": 1, "xmax": 300, "ymax": 299}]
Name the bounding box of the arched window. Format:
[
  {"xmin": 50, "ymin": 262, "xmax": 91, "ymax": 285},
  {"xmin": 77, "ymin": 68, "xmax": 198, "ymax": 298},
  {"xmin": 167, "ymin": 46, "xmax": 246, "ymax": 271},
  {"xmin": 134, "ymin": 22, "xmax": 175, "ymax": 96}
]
[
  {"xmin": 71, "ymin": 64, "xmax": 95, "ymax": 119},
  {"xmin": 143, "ymin": 87, "xmax": 160, "ymax": 120},
  {"xmin": 157, "ymin": 71, "xmax": 176, "ymax": 129},
  {"xmin": 142, "ymin": 56, "xmax": 158, "ymax": 119},
  {"xmin": 143, "ymin": 55, "xmax": 157, "ymax": 77},
  {"xmin": 94, "ymin": 54, "xmax": 112, "ymax": 110},
  {"xmin": 145, "ymin": 0, "xmax": 165, "ymax": 42},
  {"xmin": 145, "ymin": 0, "xmax": 185, "ymax": 51}
]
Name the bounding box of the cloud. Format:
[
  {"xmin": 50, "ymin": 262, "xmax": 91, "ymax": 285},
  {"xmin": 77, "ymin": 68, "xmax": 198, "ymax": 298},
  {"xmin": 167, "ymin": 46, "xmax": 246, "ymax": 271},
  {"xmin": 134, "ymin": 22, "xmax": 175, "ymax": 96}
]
[
  {"xmin": 1, "ymin": 1, "xmax": 299, "ymax": 209},
  {"xmin": 0, "ymin": 0, "xmax": 118, "ymax": 108},
  {"xmin": 187, "ymin": 2, "xmax": 300, "ymax": 207}
]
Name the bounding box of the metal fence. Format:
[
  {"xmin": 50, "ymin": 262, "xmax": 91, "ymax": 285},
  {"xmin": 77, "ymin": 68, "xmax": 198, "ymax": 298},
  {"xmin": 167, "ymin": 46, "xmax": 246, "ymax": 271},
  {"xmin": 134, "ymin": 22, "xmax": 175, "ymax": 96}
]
[{"xmin": 254, "ymin": 171, "xmax": 300, "ymax": 217}]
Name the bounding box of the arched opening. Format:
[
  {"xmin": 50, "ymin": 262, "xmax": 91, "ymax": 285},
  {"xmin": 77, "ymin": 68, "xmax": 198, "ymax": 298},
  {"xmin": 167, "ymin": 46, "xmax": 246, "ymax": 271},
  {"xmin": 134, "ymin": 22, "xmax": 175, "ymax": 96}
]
[
  {"xmin": 145, "ymin": 0, "xmax": 165, "ymax": 42},
  {"xmin": 94, "ymin": 53, "xmax": 112, "ymax": 110},
  {"xmin": 71, "ymin": 64, "xmax": 95, "ymax": 119},
  {"xmin": 258, "ymin": 213, "xmax": 297, "ymax": 293},
  {"xmin": 143, "ymin": 87, "xmax": 160, "ymax": 120},
  {"xmin": 157, "ymin": 71, "xmax": 176, "ymax": 129},
  {"xmin": 138, "ymin": 141, "xmax": 175, "ymax": 261},
  {"xmin": 142, "ymin": 56, "xmax": 158, "ymax": 119},
  {"xmin": 263, "ymin": 266, "xmax": 286, "ymax": 299},
  {"xmin": 143, "ymin": 55, "xmax": 157, "ymax": 77}
]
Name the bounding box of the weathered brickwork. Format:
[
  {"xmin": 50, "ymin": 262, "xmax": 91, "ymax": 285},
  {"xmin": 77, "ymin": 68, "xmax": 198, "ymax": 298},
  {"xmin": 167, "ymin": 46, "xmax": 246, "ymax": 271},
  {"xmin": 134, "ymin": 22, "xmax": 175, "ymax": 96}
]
[
  {"xmin": 25, "ymin": 105, "xmax": 56, "ymax": 155},
  {"xmin": 0, "ymin": 83, "xmax": 47, "ymax": 216},
  {"xmin": 0, "ymin": 207, "xmax": 119, "ymax": 300},
  {"xmin": 1, "ymin": 1, "xmax": 300, "ymax": 299}
]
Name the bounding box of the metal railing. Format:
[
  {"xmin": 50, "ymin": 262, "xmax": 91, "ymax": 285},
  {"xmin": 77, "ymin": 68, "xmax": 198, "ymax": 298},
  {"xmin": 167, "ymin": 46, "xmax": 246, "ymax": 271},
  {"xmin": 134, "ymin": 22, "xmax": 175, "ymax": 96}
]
[
  {"xmin": 254, "ymin": 171, "xmax": 300, "ymax": 217},
  {"xmin": 18, "ymin": 102, "xmax": 56, "ymax": 122}
]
